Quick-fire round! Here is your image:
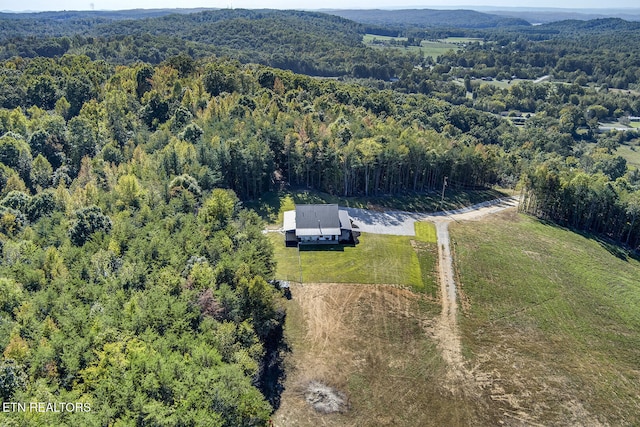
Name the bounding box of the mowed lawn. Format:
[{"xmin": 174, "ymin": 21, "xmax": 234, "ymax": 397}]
[
  {"xmin": 269, "ymin": 222, "xmax": 437, "ymax": 294},
  {"xmin": 452, "ymin": 211, "xmax": 640, "ymax": 425}
]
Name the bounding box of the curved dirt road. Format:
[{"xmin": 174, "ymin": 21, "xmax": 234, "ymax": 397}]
[{"xmin": 345, "ymin": 196, "xmax": 519, "ymax": 236}]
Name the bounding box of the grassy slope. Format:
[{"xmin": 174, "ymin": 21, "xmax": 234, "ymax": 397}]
[
  {"xmin": 616, "ymin": 142, "xmax": 640, "ymax": 169},
  {"xmin": 452, "ymin": 210, "xmax": 640, "ymax": 425}
]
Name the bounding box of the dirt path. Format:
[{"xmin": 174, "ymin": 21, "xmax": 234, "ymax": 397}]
[{"xmin": 428, "ymin": 197, "xmax": 518, "ymax": 390}]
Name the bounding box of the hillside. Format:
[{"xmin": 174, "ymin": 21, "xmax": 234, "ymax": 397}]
[
  {"xmin": 271, "ymin": 206, "xmax": 640, "ymax": 425},
  {"xmin": 1, "ymin": 8, "xmax": 640, "ymax": 425},
  {"xmin": 452, "ymin": 211, "xmax": 640, "ymax": 424},
  {"xmin": 485, "ymin": 7, "xmax": 640, "ymax": 24},
  {"xmin": 0, "ymin": 9, "xmax": 410, "ymax": 76},
  {"xmin": 325, "ymin": 8, "xmax": 531, "ymax": 29}
]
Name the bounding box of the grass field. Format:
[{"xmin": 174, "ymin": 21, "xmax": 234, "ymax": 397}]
[
  {"xmin": 418, "ymin": 41, "xmax": 458, "ymax": 58},
  {"xmin": 581, "ymin": 141, "xmax": 640, "ymax": 170},
  {"xmin": 452, "ymin": 210, "xmax": 640, "ymax": 425},
  {"xmin": 269, "ymin": 222, "xmax": 438, "ymax": 294},
  {"xmin": 616, "ymin": 143, "xmax": 640, "ymax": 169},
  {"xmin": 273, "ymin": 283, "xmax": 490, "ymax": 427},
  {"xmin": 362, "ymin": 34, "xmax": 459, "ymax": 59}
]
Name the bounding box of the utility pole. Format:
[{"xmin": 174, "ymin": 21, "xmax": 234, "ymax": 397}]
[{"xmin": 440, "ymin": 176, "xmax": 448, "ymax": 210}]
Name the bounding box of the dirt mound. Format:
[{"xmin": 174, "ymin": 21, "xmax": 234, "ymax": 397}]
[{"xmin": 304, "ymin": 381, "xmax": 348, "ymax": 414}]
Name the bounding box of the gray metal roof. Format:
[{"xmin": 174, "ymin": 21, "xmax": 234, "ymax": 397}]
[{"xmin": 295, "ymin": 204, "xmax": 341, "ymax": 231}]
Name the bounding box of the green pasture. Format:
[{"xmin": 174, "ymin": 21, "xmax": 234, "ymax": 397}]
[
  {"xmin": 362, "ymin": 34, "xmax": 459, "ymax": 59},
  {"xmin": 269, "ymin": 222, "xmax": 438, "ymax": 295},
  {"xmin": 615, "ymin": 143, "xmax": 640, "ymax": 169},
  {"xmin": 452, "ymin": 212, "xmax": 640, "ymax": 424},
  {"xmin": 419, "ymin": 41, "xmax": 458, "ymax": 58}
]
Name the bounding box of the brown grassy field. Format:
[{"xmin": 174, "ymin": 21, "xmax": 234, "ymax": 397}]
[
  {"xmin": 452, "ymin": 210, "xmax": 640, "ymax": 425},
  {"xmin": 273, "ymin": 283, "xmax": 498, "ymax": 426}
]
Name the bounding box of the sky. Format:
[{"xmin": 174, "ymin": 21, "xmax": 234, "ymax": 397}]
[{"xmin": 2, "ymin": 0, "xmax": 640, "ymax": 12}]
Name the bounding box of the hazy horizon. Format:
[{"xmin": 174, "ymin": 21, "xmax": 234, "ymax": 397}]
[{"xmin": 2, "ymin": 1, "xmax": 640, "ymax": 13}]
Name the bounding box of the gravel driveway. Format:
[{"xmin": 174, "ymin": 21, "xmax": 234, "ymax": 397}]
[{"xmin": 345, "ymin": 196, "xmax": 519, "ymax": 236}]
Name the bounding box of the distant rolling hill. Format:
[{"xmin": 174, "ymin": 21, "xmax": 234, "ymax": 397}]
[
  {"xmin": 0, "ymin": 9, "xmax": 393, "ymax": 77},
  {"xmin": 477, "ymin": 7, "xmax": 640, "ymax": 24},
  {"xmin": 324, "ymin": 9, "xmax": 531, "ymax": 29}
]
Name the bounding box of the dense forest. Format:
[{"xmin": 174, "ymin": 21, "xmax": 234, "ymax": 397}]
[
  {"xmin": 1, "ymin": 7, "xmax": 640, "ymax": 425},
  {"xmin": 327, "ymin": 8, "xmax": 531, "ymax": 29}
]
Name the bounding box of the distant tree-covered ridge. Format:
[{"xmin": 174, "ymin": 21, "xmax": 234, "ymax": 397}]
[
  {"xmin": 2, "ymin": 10, "xmax": 640, "ymax": 90},
  {"xmin": 0, "ymin": 9, "xmax": 417, "ymax": 77},
  {"xmin": 326, "ymin": 8, "xmax": 531, "ymax": 29}
]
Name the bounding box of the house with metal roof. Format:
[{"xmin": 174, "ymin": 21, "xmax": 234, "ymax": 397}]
[{"xmin": 283, "ymin": 204, "xmax": 353, "ymax": 246}]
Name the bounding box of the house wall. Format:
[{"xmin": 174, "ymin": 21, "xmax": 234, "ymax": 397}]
[{"xmin": 299, "ymin": 234, "xmax": 339, "ymax": 244}]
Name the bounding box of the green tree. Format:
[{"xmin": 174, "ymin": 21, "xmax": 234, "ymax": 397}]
[
  {"xmin": 115, "ymin": 174, "xmax": 146, "ymax": 210},
  {"xmin": 30, "ymin": 154, "xmax": 54, "ymax": 189},
  {"xmin": 68, "ymin": 205, "xmax": 112, "ymax": 246},
  {"xmin": 199, "ymin": 189, "xmax": 239, "ymax": 232},
  {"xmin": 0, "ymin": 359, "xmax": 26, "ymax": 401},
  {"xmin": 67, "ymin": 116, "xmax": 97, "ymax": 172},
  {"xmin": 0, "ymin": 134, "xmax": 32, "ymax": 183}
]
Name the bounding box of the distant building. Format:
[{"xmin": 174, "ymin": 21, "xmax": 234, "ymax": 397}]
[{"xmin": 283, "ymin": 204, "xmax": 353, "ymax": 246}]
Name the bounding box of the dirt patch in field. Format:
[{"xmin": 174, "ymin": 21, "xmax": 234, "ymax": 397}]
[
  {"xmin": 304, "ymin": 381, "xmax": 349, "ymax": 414},
  {"xmin": 273, "ymin": 283, "xmax": 495, "ymax": 427}
]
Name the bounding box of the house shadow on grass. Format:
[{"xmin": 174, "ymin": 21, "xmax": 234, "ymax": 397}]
[{"xmin": 298, "ymin": 243, "xmax": 356, "ymax": 252}]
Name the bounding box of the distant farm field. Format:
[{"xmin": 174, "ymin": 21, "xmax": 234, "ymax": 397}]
[
  {"xmin": 418, "ymin": 41, "xmax": 458, "ymax": 58},
  {"xmin": 362, "ymin": 34, "xmax": 459, "ymax": 59},
  {"xmin": 452, "ymin": 210, "xmax": 640, "ymax": 425},
  {"xmin": 362, "ymin": 34, "xmax": 408, "ymax": 43}
]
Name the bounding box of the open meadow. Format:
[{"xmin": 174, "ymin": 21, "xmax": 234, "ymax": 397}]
[
  {"xmin": 615, "ymin": 142, "xmax": 640, "ymax": 169},
  {"xmin": 273, "ymin": 282, "xmax": 493, "ymax": 427},
  {"xmin": 452, "ymin": 210, "xmax": 640, "ymax": 425}
]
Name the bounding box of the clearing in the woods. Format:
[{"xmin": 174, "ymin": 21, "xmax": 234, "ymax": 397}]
[{"xmin": 273, "ymin": 199, "xmax": 640, "ymax": 425}]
